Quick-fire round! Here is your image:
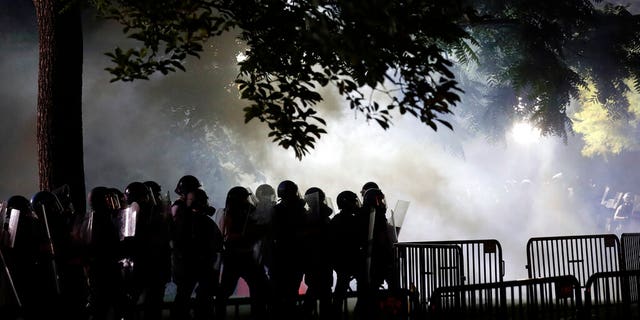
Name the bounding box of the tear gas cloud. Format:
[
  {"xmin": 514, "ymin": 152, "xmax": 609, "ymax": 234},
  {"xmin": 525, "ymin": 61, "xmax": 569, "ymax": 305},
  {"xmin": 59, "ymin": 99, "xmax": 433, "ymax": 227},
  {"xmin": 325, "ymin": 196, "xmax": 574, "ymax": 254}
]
[{"xmin": 1, "ymin": 3, "xmax": 640, "ymax": 280}]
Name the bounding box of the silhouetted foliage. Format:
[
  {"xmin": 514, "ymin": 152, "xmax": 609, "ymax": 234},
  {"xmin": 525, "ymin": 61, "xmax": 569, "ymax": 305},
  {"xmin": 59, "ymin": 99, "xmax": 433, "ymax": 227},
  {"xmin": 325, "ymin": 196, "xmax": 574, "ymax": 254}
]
[{"xmin": 96, "ymin": 0, "xmax": 640, "ymax": 158}]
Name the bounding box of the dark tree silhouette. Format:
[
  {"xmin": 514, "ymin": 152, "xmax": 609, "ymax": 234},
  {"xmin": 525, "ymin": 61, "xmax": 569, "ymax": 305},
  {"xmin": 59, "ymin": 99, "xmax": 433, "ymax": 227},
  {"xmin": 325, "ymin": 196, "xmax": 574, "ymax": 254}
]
[
  {"xmin": 33, "ymin": 0, "xmax": 86, "ymax": 213},
  {"xmin": 98, "ymin": 0, "xmax": 640, "ymax": 158}
]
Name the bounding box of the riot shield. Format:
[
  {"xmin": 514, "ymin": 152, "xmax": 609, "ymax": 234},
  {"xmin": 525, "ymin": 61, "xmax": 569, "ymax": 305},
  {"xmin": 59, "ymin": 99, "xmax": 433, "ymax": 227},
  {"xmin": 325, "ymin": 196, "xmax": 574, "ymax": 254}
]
[
  {"xmin": 389, "ymin": 200, "xmax": 410, "ymax": 239},
  {"xmin": 0, "ymin": 245, "xmax": 21, "ymax": 308},
  {"xmin": 0, "ymin": 201, "xmax": 6, "ymax": 243},
  {"xmin": 600, "ymin": 186, "xmax": 610, "ymax": 206},
  {"xmin": 247, "ymin": 187, "xmax": 259, "ymax": 208},
  {"xmin": 146, "ymin": 185, "xmax": 157, "ymax": 207},
  {"xmin": 52, "ymin": 184, "xmax": 75, "ymax": 216},
  {"xmin": 6, "ymin": 209, "xmax": 20, "ymax": 249},
  {"xmin": 325, "ymin": 197, "xmax": 335, "ymax": 215},
  {"xmin": 304, "ymin": 191, "xmax": 322, "ymax": 222},
  {"xmin": 118, "ymin": 202, "xmax": 139, "ymax": 241},
  {"xmin": 366, "ymin": 207, "xmax": 376, "ymax": 286},
  {"xmin": 77, "ymin": 210, "xmax": 94, "ymax": 246}
]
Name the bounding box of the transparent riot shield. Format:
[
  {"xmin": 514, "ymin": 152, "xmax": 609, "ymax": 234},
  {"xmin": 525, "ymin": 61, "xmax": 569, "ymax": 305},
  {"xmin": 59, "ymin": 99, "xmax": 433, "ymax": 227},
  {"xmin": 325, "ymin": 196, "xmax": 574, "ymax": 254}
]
[
  {"xmin": 118, "ymin": 202, "xmax": 139, "ymax": 241},
  {"xmin": 247, "ymin": 187, "xmax": 259, "ymax": 208},
  {"xmin": 0, "ymin": 201, "xmax": 6, "ymax": 243},
  {"xmin": 0, "ymin": 245, "xmax": 21, "ymax": 308},
  {"xmin": 52, "ymin": 184, "xmax": 75, "ymax": 216},
  {"xmin": 77, "ymin": 210, "xmax": 94, "ymax": 246},
  {"xmin": 325, "ymin": 197, "xmax": 335, "ymax": 218},
  {"xmin": 600, "ymin": 186, "xmax": 610, "ymax": 206},
  {"xmin": 6, "ymin": 208, "xmax": 20, "ymax": 249},
  {"xmin": 390, "ymin": 200, "xmax": 410, "ymax": 239},
  {"xmin": 366, "ymin": 207, "xmax": 376, "ymax": 286},
  {"xmin": 304, "ymin": 191, "xmax": 321, "ymax": 222}
]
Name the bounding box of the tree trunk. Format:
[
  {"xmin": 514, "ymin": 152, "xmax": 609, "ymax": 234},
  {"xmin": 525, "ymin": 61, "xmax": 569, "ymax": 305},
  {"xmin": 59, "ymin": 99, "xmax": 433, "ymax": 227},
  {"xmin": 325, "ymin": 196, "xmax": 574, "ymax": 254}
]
[{"xmin": 33, "ymin": 0, "xmax": 86, "ymax": 214}]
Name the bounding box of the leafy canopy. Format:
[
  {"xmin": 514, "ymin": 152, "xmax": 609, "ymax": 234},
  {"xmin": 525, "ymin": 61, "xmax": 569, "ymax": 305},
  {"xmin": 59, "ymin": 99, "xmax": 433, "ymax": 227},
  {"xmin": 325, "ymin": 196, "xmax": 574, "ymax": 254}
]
[
  {"xmin": 572, "ymin": 79, "xmax": 640, "ymax": 157},
  {"xmin": 95, "ymin": 0, "xmax": 640, "ymax": 158}
]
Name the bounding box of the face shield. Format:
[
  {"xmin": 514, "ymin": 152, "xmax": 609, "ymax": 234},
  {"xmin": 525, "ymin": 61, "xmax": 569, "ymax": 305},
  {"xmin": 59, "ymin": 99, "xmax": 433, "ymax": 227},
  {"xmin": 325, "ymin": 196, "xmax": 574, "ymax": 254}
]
[{"xmin": 117, "ymin": 202, "xmax": 139, "ymax": 240}]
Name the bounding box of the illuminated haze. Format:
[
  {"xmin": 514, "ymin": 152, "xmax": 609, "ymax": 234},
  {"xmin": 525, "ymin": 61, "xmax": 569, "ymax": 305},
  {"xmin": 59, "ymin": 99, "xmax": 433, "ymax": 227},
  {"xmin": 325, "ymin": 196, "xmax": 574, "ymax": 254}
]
[{"xmin": 2, "ymin": 2, "xmax": 640, "ymax": 280}]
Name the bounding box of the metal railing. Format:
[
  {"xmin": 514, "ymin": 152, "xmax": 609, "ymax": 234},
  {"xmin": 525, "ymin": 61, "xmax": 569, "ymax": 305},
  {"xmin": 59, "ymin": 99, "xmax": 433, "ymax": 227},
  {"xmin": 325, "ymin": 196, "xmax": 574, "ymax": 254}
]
[
  {"xmin": 621, "ymin": 233, "xmax": 640, "ymax": 271},
  {"xmin": 584, "ymin": 270, "xmax": 640, "ymax": 319},
  {"xmin": 526, "ymin": 234, "xmax": 621, "ymax": 289},
  {"xmin": 393, "ymin": 242, "xmax": 464, "ymax": 315},
  {"xmin": 429, "ymin": 275, "xmax": 582, "ymax": 320},
  {"xmin": 403, "ymin": 239, "xmax": 505, "ymax": 285}
]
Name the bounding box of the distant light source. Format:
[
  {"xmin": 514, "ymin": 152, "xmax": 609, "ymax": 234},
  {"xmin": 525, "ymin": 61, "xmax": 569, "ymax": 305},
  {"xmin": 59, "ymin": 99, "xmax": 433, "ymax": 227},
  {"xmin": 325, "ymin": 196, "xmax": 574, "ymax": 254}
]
[
  {"xmin": 236, "ymin": 52, "xmax": 247, "ymax": 63},
  {"xmin": 511, "ymin": 121, "xmax": 541, "ymax": 145}
]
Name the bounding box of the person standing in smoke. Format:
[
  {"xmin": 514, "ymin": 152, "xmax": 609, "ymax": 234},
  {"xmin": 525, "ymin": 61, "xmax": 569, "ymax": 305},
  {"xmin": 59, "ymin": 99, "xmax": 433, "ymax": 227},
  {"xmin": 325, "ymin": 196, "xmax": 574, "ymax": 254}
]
[
  {"xmin": 173, "ymin": 188, "xmax": 223, "ymax": 320},
  {"xmin": 1, "ymin": 195, "xmax": 52, "ymax": 320},
  {"xmin": 613, "ymin": 192, "xmax": 635, "ymax": 233},
  {"xmin": 145, "ymin": 181, "xmax": 173, "ymax": 319},
  {"xmin": 270, "ymin": 180, "xmax": 308, "ymax": 318},
  {"xmin": 355, "ymin": 188, "xmax": 396, "ymax": 320},
  {"xmin": 217, "ymin": 186, "xmax": 270, "ymax": 319},
  {"xmin": 329, "ymin": 190, "xmax": 362, "ymax": 318},
  {"xmin": 254, "ymin": 184, "xmax": 277, "ymax": 280},
  {"xmin": 31, "ymin": 190, "xmax": 89, "ymax": 320},
  {"xmin": 84, "ymin": 186, "xmax": 127, "ymax": 320},
  {"xmin": 168, "ymin": 174, "xmax": 203, "ymax": 318},
  {"xmin": 302, "ymin": 187, "xmax": 333, "ymax": 320},
  {"xmin": 125, "ymin": 181, "xmax": 172, "ymax": 320}
]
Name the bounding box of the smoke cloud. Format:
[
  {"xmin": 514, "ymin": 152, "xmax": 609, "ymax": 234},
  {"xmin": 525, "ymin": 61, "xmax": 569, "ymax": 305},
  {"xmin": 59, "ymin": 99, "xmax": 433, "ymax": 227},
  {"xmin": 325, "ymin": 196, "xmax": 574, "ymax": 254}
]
[{"xmin": 2, "ymin": 1, "xmax": 640, "ymax": 280}]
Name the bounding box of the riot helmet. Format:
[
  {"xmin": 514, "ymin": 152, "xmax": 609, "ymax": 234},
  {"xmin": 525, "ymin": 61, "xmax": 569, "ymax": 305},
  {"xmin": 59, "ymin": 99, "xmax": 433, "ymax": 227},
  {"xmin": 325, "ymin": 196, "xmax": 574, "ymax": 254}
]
[
  {"xmin": 31, "ymin": 191, "xmax": 64, "ymax": 219},
  {"xmin": 7, "ymin": 195, "xmax": 32, "ymax": 214},
  {"xmin": 144, "ymin": 180, "xmax": 162, "ymax": 204},
  {"xmin": 362, "ymin": 188, "xmax": 386, "ymax": 211},
  {"xmin": 277, "ymin": 180, "xmax": 299, "ymax": 201},
  {"xmin": 125, "ymin": 181, "xmax": 150, "ymax": 205},
  {"xmin": 361, "ymin": 181, "xmax": 379, "ymax": 197},
  {"xmin": 304, "ymin": 187, "xmax": 326, "ymax": 204},
  {"xmin": 174, "ymin": 175, "xmax": 201, "ymax": 197},
  {"xmin": 255, "ymin": 184, "xmax": 276, "ymax": 203},
  {"xmin": 88, "ymin": 186, "xmax": 110, "ymax": 212},
  {"xmin": 337, "ymin": 190, "xmax": 361, "ymax": 211},
  {"xmin": 226, "ymin": 186, "xmax": 251, "ymax": 207},
  {"xmin": 186, "ymin": 188, "xmax": 215, "ymax": 216}
]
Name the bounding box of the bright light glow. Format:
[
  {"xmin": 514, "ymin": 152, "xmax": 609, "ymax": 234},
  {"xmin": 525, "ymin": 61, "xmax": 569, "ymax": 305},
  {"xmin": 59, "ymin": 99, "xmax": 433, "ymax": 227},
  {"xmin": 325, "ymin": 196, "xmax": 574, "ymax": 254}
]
[
  {"xmin": 236, "ymin": 52, "xmax": 247, "ymax": 63},
  {"xmin": 511, "ymin": 121, "xmax": 541, "ymax": 145}
]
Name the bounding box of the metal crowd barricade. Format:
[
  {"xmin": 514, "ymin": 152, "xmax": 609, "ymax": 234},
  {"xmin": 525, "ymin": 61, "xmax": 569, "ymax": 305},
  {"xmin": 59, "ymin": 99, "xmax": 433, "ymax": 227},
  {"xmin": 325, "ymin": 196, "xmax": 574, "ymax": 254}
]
[
  {"xmin": 406, "ymin": 239, "xmax": 505, "ymax": 285},
  {"xmin": 621, "ymin": 233, "xmax": 640, "ymax": 271},
  {"xmin": 526, "ymin": 234, "xmax": 621, "ymax": 290},
  {"xmin": 393, "ymin": 243, "xmax": 464, "ymax": 315},
  {"xmin": 584, "ymin": 270, "xmax": 640, "ymax": 319},
  {"xmin": 429, "ymin": 275, "xmax": 582, "ymax": 320}
]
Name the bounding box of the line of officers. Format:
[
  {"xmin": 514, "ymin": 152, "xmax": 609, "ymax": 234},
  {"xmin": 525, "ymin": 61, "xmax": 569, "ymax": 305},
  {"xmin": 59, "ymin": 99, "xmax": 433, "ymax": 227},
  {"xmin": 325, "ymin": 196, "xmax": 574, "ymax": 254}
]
[{"xmin": 0, "ymin": 176, "xmax": 399, "ymax": 320}]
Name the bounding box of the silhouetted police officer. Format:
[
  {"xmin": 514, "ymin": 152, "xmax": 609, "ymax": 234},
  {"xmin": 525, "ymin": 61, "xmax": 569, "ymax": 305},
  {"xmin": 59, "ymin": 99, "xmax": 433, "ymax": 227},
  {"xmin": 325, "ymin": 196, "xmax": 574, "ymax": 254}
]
[
  {"xmin": 85, "ymin": 186, "xmax": 127, "ymax": 320},
  {"xmin": 302, "ymin": 187, "xmax": 333, "ymax": 320},
  {"xmin": 271, "ymin": 180, "xmax": 307, "ymax": 318},
  {"xmin": 355, "ymin": 188, "xmax": 395, "ymax": 319},
  {"xmin": 329, "ymin": 190, "xmax": 362, "ymax": 317},
  {"xmin": 171, "ymin": 187, "xmax": 223, "ymax": 320},
  {"xmin": 217, "ymin": 186, "xmax": 270, "ymax": 319}
]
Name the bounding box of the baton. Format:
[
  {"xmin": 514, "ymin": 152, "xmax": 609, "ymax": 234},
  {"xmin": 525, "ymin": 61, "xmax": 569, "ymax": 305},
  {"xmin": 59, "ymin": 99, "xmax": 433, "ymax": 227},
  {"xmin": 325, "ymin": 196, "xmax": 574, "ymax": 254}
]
[
  {"xmin": 365, "ymin": 207, "xmax": 375, "ymax": 287},
  {"xmin": 0, "ymin": 246, "xmax": 22, "ymax": 308},
  {"xmin": 41, "ymin": 205, "xmax": 62, "ymax": 295}
]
